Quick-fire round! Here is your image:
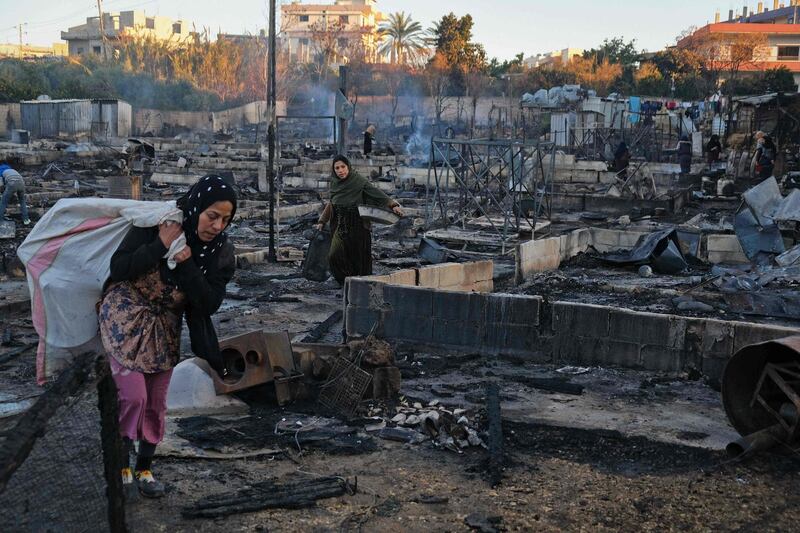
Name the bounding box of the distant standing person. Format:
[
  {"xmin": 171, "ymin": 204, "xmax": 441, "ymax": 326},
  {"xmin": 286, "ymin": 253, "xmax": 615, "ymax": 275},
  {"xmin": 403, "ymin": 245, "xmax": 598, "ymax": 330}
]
[
  {"xmin": 706, "ymin": 134, "xmax": 722, "ymax": 165},
  {"xmin": 757, "ymin": 135, "xmax": 776, "ymax": 180},
  {"xmin": 677, "ymin": 135, "xmax": 693, "ymax": 175},
  {"xmin": 363, "ymin": 124, "xmax": 376, "ymax": 157},
  {"xmin": 613, "ymin": 142, "xmax": 631, "ymax": 179},
  {"xmin": 315, "ymin": 155, "xmax": 403, "ymax": 284},
  {"xmin": 0, "ymin": 163, "xmax": 30, "ymax": 225}
]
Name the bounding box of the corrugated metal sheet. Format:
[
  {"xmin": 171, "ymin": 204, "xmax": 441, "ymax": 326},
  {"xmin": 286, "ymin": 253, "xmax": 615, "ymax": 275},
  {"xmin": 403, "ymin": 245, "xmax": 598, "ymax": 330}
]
[
  {"xmin": 21, "ymin": 98, "xmax": 131, "ymax": 139},
  {"xmin": 91, "ymin": 99, "xmax": 132, "ymax": 139},
  {"xmin": 21, "ymin": 99, "xmax": 93, "ymax": 139}
]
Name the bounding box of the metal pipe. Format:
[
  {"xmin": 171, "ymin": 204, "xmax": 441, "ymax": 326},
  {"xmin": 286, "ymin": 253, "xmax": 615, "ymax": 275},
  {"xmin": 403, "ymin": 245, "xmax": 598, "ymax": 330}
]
[{"xmin": 726, "ymin": 423, "xmax": 787, "ymax": 458}]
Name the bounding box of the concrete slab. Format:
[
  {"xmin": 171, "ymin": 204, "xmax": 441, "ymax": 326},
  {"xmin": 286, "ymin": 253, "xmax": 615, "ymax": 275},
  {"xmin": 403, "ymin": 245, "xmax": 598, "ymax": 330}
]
[
  {"xmin": 0, "ymin": 220, "xmax": 15, "ymax": 239},
  {"xmin": 166, "ymin": 358, "xmax": 249, "ymax": 416}
]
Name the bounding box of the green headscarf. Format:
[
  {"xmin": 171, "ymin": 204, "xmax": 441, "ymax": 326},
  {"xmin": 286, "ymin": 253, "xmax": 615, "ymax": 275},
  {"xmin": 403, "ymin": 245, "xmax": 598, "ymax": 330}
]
[{"xmin": 329, "ymin": 155, "xmax": 392, "ymax": 208}]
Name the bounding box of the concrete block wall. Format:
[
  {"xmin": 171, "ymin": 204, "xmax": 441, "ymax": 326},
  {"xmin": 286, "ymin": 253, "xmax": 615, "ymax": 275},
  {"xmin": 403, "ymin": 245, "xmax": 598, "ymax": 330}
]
[
  {"xmin": 517, "ymin": 227, "xmax": 751, "ymax": 281},
  {"xmin": 345, "ymin": 279, "xmax": 800, "ymax": 380},
  {"xmin": 359, "ymin": 260, "xmax": 494, "ymax": 293},
  {"xmin": 345, "ymin": 276, "xmax": 543, "ymax": 356}
]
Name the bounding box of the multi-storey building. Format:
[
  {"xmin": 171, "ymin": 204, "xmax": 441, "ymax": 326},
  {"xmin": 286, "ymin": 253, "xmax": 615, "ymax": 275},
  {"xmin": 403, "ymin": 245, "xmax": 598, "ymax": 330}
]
[
  {"xmin": 678, "ymin": 2, "xmax": 800, "ymax": 89},
  {"xmin": 523, "ymin": 48, "xmax": 584, "ymax": 69},
  {"xmin": 281, "ymin": 0, "xmax": 385, "ymax": 64},
  {"xmin": 61, "ymin": 11, "xmax": 192, "ymax": 57}
]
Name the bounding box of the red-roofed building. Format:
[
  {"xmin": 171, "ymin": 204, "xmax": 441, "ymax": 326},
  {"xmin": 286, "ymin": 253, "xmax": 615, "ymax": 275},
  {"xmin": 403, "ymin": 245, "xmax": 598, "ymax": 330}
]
[{"xmin": 677, "ymin": 3, "xmax": 800, "ymax": 90}]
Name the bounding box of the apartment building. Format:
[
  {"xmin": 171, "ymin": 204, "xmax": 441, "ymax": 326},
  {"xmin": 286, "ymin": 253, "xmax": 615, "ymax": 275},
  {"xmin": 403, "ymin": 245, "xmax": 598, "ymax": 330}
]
[
  {"xmin": 281, "ymin": 0, "xmax": 385, "ymax": 64},
  {"xmin": 61, "ymin": 11, "xmax": 192, "ymax": 57},
  {"xmin": 679, "ymin": 2, "xmax": 800, "ymax": 89}
]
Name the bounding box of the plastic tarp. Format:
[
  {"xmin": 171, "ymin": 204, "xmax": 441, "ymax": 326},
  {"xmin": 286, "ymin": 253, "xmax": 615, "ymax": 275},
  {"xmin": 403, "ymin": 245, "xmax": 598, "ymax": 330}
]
[{"xmin": 17, "ymin": 198, "xmax": 183, "ymax": 384}]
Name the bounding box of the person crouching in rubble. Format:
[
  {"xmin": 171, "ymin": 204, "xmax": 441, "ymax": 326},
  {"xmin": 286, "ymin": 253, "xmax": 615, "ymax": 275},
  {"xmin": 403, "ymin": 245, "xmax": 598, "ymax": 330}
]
[
  {"xmin": 315, "ymin": 155, "xmax": 403, "ymax": 284},
  {"xmin": 0, "ymin": 162, "xmax": 31, "ymax": 225},
  {"xmin": 98, "ymin": 175, "xmax": 237, "ymax": 499}
]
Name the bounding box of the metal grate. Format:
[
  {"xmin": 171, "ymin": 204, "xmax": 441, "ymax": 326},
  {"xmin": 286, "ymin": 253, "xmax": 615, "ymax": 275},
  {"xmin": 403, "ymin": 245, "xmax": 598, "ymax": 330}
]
[{"xmin": 318, "ymin": 356, "xmax": 372, "ymax": 417}]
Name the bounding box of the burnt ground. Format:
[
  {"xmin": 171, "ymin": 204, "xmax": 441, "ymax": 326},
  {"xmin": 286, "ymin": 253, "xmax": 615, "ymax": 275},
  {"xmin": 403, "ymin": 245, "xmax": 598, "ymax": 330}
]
[
  {"xmin": 511, "ymin": 254, "xmax": 800, "ymax": 329},
  {"xmin": 3, "ymin": 235, "xmax": 800, "ymax": 531}
]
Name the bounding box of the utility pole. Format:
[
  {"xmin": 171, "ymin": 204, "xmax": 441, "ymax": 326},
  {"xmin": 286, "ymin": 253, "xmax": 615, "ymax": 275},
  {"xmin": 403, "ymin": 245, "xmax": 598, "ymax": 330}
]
[
  {"xmin": 337, "ymin": 65, "xmax": 348, "ymax": 155},
  {"xmin": 267, "ymin": 0, "xmax": 278, "ymax": 262},
  {"xmin": 96, "ymin": 0, "xmax": 108, "ymax": 60},
  {"xmin": 15, "ymin": 23, "xmax": 27, "ymax": 58}
]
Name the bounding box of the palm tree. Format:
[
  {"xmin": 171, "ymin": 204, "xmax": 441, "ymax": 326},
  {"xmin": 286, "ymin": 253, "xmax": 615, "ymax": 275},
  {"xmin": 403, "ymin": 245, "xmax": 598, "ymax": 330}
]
[{"xmin": 378, "ymin": 12, "xmax": 426, "ymax": 65}]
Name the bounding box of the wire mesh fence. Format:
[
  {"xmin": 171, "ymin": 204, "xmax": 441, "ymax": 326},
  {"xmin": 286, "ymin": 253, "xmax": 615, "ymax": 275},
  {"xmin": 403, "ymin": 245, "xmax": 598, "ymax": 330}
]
[{"xmin": 0, "ymin": 353, "xmax": 126, "ymax": 533}]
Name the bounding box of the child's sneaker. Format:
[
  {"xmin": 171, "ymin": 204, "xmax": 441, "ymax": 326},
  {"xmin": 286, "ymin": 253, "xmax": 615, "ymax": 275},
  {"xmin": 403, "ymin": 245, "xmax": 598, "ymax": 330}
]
[
  {"xmin": 121, "ymin": 467, "xmax": 138, "ymax": 502},
  {"xmin": 135, "ymin": 469, "xmax": 166, "ymax": 498}
]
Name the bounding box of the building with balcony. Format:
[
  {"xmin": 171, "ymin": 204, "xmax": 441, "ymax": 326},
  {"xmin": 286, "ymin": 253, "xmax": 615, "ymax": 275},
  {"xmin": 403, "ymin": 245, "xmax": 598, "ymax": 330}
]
[
  {"xmin": 61, "ymin": 11, "xmax": 192, "ymax": 57},
  {"xmin": 678, "ymin": 2, "xmax": 800, "ymax": 90},
  {"xmin": 281, "ymin": 0, "xmax": 385, "ymax": 64}
]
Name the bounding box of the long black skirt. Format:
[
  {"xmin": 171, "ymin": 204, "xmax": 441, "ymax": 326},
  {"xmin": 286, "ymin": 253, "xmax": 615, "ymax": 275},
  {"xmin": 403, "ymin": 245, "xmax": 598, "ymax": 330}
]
[{"xmin": 328, "ymin": 205, "xmax": 372, "ymax": 285}]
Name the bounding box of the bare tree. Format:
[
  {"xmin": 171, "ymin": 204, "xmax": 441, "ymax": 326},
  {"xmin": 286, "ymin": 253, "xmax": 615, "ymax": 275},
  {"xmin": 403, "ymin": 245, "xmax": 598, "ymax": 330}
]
[
  {"xmin": 308, "ymin": 20, "xmax": 346, "ymax": 81},
  {"xmin": 464, "ymin": 71, "xmax": 489, "ymax": 137},
  {"xmin": 424, "ymin": 52, "xmax": 452, "ymax": 130}
]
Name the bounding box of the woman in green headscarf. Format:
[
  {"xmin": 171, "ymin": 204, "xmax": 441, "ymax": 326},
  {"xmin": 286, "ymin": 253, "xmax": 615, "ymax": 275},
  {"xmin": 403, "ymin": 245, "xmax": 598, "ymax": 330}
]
[{"xmin": 314, "ymin": 155, "xmax": 403, "ymax": 284}]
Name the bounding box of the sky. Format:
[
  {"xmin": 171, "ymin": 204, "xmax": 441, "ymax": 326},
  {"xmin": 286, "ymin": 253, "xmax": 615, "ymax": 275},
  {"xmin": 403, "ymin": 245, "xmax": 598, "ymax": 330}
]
[{"xmin": 2, "ymin": 0, "xmax": 729, "ymax": 60}]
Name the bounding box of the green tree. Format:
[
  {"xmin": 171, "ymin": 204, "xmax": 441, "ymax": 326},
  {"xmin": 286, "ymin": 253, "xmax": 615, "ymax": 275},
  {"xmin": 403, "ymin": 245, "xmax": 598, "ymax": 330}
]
[
  {"xmin": 378, "ymin": 12, "xmax": 427, "ymax": 65},
  {"xmin": 428, "ymin": 13, "xmax": 487, "ymax": 72},
  {"xmin": 762, "ymin": 66, "xmax": 798, "ymax": 93},
  {"xmin": 584, "ymin": 37, "xmax": 640, "ymax": 66},
  {"xmin": 488, "ymin": 53, "xmax": 525, "ymax": 78}
]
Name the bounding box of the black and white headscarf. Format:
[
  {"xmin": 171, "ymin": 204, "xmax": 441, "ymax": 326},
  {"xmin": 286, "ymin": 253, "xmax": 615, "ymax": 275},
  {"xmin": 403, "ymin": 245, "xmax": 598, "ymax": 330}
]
[{"xmin": 178, "ymin": 175, "xmax": 238, "ymax": 276}]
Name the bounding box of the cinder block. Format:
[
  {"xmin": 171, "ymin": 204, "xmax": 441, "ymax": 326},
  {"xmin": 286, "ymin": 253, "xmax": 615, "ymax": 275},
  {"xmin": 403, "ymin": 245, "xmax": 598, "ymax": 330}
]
[
  {"xmin": 605, "ymin": 339, "xmax": 642, "ymax": 368},
  {"xmin": 518, "ymin": 237, "xmax": 561, "ymax": 277},
  {"xmin": 552, "ymin": 302, "xmax": 610, "ymax": 339},
  {"xmin": 383, "ymin": 285, "xmax": 434, "ymax": 317},
  {"xmin": 432, "ymin": 319, "xmax": 482, "ymax": 347},
  {"xmin": 555, "ymin": 335, "xmax": 608, "ymax": 365},
  {"xmin": 417, "ymin": 265, "xmax": 441, "ymax": 287},
  {"xmin": 500, "ymin": 323, "xmax": 542, "ymax": 353},
  {"xmin": 437, "ymin": 263, "xmax": 465, "ymax": 288},
  {"xmin": 462, "ymin": 260, "xmax": 494, "ymax": 284},
  {"xmin": 382, "ymin": 311, "xmax": 433, "ymax": 342},
  {"xmin": 685, "ymin": 318, "xmax": 734, "ymax": 361},
  {"xmin": 388, "ymin": 269, "xmax": 417, "ymax": 286},
  {"xmin": 641, "ymin": 346, "xmax": 684, "ymax": 372},
  {"xmin": 732, "ymin": 322, "xmax": 800, "ymax": 354},
  {"xmin": 346, "ymin": 278, "xmax": 383, "ymax": 308},
  {"xmin": 432, "ymin": 290, "xmax": 474, "ymax": 321},
  {"xmin": 559, "ymin": 229, "xmax": 591, "ymax": 261},
  {"xmin": 464, "ymin": 280, "xmax": 494, "ymax": 293},
  {"xmin": 571, "ymin": 170, "xmax": 599, "ymax": 183},
  {"xmin": 609, "ymin": 310, "xmax": 686, "ymax": 349},
  {"xmin": 345, "ymin": 306, "xmax": 382, "ymax": 337},
  {"xmin": 485, "ymin": 294, "xmax": 541, "ymax": 326}
]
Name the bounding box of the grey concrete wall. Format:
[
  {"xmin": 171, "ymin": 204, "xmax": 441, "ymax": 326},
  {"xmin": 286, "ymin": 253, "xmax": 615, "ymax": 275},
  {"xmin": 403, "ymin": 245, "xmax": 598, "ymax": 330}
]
[
  {"xmin": 344, "ymin": 274, "xmax": 800, "ymax": 380},
  {"xmin": 132, "ymin": 100, "xmax": 287, "ymax": 135},
  {"xmin": 0, "ymin": 103, "xmax": 22, "ymax": 138}
]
